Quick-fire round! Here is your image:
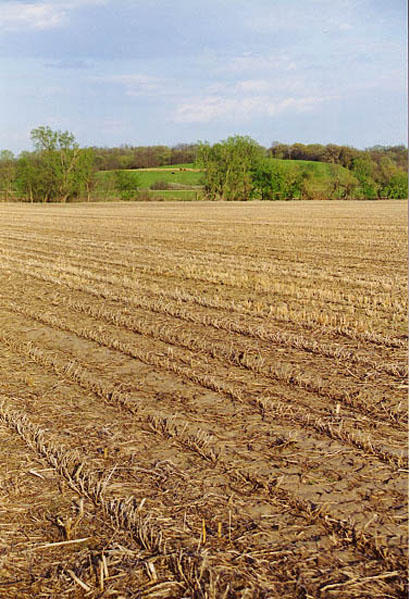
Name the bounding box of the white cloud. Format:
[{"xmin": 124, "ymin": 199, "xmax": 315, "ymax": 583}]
[
  {"xmin": 0, "ymin": 0, "xmax": 107, "ymax": 31},
  {"xmin": 221, "ymin": 52, "xmax": 297, "ymax": 75},
  {"xmin": 246, "ymin": 1, "xmax": 357, "ymax": 35},
  {"xmin": 94, "ymin": 73, "xmax": 168, "ymax": 96},
  {"xmin": 0, "ymin": 3, "xmax": 66, "ymax": 30},
  {"xmin": 235, "ymin": 79, "xmax": 272, "ymax": 93},
  {"xmin": 173, "ymin": 94, "xmax": 332, "ymax": 124}
]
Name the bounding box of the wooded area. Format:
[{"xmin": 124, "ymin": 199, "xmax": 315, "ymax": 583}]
[{"xmin": 0, "ymin": 128, "xmax": 407, "ymax": 202}]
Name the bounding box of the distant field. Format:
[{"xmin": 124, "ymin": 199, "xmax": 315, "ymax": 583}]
[
  {"xmin": 95, "ymin": 159, "xmax": 356, "ymax": 200},
  {"xmin": 96, "ymin": 168, "xmax": 203, "ymax": 193},
  {"xmin": 270, "ymin": 158, "xmax": 357, "ymax": 195},
  {"xmin": 139, "ymin": 162, "xmax": 200, "ymax": 171},
  {"xmin": 0, "ymin": 200, "xmax": 407, "ymax": 596},
  {"xmin": 271, "ymin": 157, "xmax": 354, "ymax": 179}
]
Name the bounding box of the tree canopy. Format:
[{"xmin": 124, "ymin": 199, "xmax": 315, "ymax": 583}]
[
  {"xmin": 15, "ymin": 127, "xmax": 96, "ymax": 202},
  {"xmin": 0, "ymin": 127, "xmax": 407, "ymax": 202}
]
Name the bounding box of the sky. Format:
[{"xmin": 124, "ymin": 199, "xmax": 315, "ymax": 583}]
[{"xmin": 0, "ymin": 0, "xmax": 407, "ymax": 153}]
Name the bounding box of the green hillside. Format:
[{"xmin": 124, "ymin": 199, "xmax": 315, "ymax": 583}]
[
  {"xmin": 271, "ymin": 158, "xmax": 358, "ymax": 197},
  {"xmin": 94, "ymin": 158, "xmax": 358, "ymax": 200},
  {"xmin": 133, "ymin": 168, "xmax": 203, "ymax": 187},
  {"xmin": 272, "ymin": 158, "xmax": 354, "ymax": 180},
  {"xmin": 96, "ymin": 167, "xmax": 202, "ymax": 189},
  {"xmin": 149, "ymin": 162, "xmax": 198, "ymax": 170}
]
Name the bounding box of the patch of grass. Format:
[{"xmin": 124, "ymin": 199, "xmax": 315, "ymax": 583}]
[
  {"xmin": 96, "ymin": 169, "xmax": 203, "ymax": 190},
  {"xmin": 271, "ymin": 159, "xmax": 353, "ymax": 181},
  {"xmin": 149, "ymin": 162, "xmax": 197, "ymax": 170}
]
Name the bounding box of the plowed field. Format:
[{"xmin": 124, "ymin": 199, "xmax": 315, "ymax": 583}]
[{"xmin": 0, "ymin": 200, "xmax": 407, "ymax": 598}]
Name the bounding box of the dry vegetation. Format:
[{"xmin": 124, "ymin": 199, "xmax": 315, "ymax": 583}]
[{"xmin": 0, "ymin": 199, "xmax": 407, "ymax": 598}]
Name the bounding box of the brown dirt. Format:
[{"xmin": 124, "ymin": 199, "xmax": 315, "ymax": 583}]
[{"xmin": 0, "ymin": 200, "xmax": 407, "ymax": 598}]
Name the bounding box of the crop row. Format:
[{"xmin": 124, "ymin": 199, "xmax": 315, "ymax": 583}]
[
  {"xmin": 0, "ymin": 242, "xmax": 404, "ymax": 317},
  {"xmin": 0, "ymin": 396, "xmax": 229, "ymax": 598},
  {"xmin": 0, "ymin": 233, "xmax": 403, "ymax": 294},
  {"xmin": 1, "ymin": 254, "xmax": 406, "ymax": 348},
  {"xmin": 4, "ymin": 210, "xmax": 404, "ymax": 273},
  {"xmin": 2, "ymin": 257, "xmax": 407, "ymax": 387},
  {"xmin": 1, "ymin": 339, "xmax": 407, "ymax": 576},
  {"xmin": 5, "ymin": 300, "xmax": 406, "ymax": 469},
  {"xmin": 48, "ymin": 290, "xmax": 407, "ymax": 425}
]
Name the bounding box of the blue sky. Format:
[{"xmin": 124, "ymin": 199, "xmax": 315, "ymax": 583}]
[{"xmin": 0, "ymin": 0, "xmax": 407, "ymax": 153}]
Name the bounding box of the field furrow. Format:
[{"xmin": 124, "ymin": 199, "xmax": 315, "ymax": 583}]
[
  {"xmin": 1, "ymin": 252, "xmax": 407, "ymax": 350},
  {"xmin": 0, "ymin": 200, "xmax": 407, "ymax": 597},
  {"xmin": 0, "ymin": 341, "xmax": 407, "ymax": 581}
]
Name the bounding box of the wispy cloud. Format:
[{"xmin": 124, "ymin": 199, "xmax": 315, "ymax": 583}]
[
  {"xmin": 0, "ymin": 2, "xmax": 66, "ymax": 30},
  {"xmin": 218, "ymin": 52, "xmax": 297, "ymax": 75},
  {"xmin": 246, "ymin": 0, "xmax": 357, "ymax": 34},
  {"xmin": 0, "ymin": 0, "xmax": 107, "ymax": 31},
  {"xmin": 173, "ymin": 94, "xmax": 332, "ymax": 124},
  {"xmin": 0, "ymin": 0, "xmax": 405, "ymax": 151},
  {"xmin": 94, "ymin": 73, "xmax": 168, "ymax": 96},
  {"xmin": 45, "ymin": 59, "xmax": 92, "ymax": 69}
]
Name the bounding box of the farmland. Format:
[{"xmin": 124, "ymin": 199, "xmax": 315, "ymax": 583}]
[
  {"xmin": 94, "ymin": 166, "xmax": 204, "ymax": 201},
  {"xmin": 93, "ymin": 159, "xmax": 355, "ymax": 202},
  {"xmin": 0, "ymin": 200, "xmax": 407, "ymax": 598}
]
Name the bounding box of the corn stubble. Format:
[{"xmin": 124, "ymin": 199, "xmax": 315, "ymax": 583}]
[{"xmin": 0, "ymin": 200, "xmax": 407, "ymax": 598}]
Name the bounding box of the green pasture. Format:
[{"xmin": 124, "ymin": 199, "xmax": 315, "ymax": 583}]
[
  {"xmin": 96, "ymin": 168, "xmax": 203, "ymax": 189},
  {"xmin": 94, "ymin": 158, "xmax": 357, "ymax": 200},
  {"xmin": 271, "ymin": 159, "xmax": 355, "ymax": 181},
  {"xmin": 148, "ymin": 162, "xmax": 197, "ymax": 170}
]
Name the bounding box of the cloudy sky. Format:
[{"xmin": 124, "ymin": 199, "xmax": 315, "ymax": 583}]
[{"xmin": 0, "ymin": 0, "xmax": 407, "ymax": 153}]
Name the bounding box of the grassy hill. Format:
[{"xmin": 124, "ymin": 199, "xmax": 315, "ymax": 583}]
[
  {"xmin": 131, "ymin": 168, "xmax": 203, "ymax": 187},
  {"xmin": 270, "ymin": 158, "xmax": 358, "ymax": 198},
  {"xmin": 94, "ymin": 159, "xmax": 357, "ymax": 200}
]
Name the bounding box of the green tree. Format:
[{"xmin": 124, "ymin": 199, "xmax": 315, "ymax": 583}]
[
  {"xmin": 0, "ymin": 150, "xmax": 16, "ymax": 201},
  {"xmin": 351, "ymin": 156, "xmax": 378, "ymax": 199},
  {"xmin": 16, "ymin": 151, "xmax": 49, "ymax": 202},
  {"xmin": 114, "ymin": 170, "xmax": 140, "ymax": 200},
  {"xmin": 252, "ymin": 159, "xmax": 281, "ymax": 200},
  {"xmin": 75, "ymin": 148, "xmax": 97, "ymax": 201},
  {"xmin": 16, "ymin": 127, "xmax": 95, "ymax": 202},
  {"xmin": 198, "ymin": 136, "xmax": 264, "ymax": 200},
  {"xmin": 382, "ymin": 171, "xmax": 408, "ymax": 198},
  {"xmin": 253, "ymin": 159, "xmax": 308, "ymax": 200}
]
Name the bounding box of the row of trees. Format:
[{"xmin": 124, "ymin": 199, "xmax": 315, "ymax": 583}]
[
  {"xmin": 268, "ymin": 141, "xmax": 408, "ymax": 199},
  {"xmin": 0, "ymin": 127, "xmax": 407, "ymax": 202},
  {"xmin": 198, "ymin": 136, "xmax": 408, "ymax": 201},
  {"xmin": 0, "ymin": 130, "xmax": 199, "ymax": 201},
  {"xmin": 269, "ymin": 141, "xmax": 408, "ymax": 170},
  {"xmin": 93, "ymin": 143, "xmax": 198, "ymax": 170}
]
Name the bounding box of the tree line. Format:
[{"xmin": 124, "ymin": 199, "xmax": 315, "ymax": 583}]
[
  {"xmin": 0, "ymin": 128, "xmax": 200, "ymax": 202},
  {"xmin": 269, "ymin": 141, "xmax": 407, "ymax": 169},
  {"xmin": 198, "ymin": 137, "xmax": 408, "ymax": 201},
  {"xmin": 0, "ymin": 127, "xmax": 407, "ymax": 202},
  {"xmin": 93, "ymin": 143, "xmax": 198, "ymax": 170}
]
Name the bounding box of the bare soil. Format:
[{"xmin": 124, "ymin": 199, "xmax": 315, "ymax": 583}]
[{"xmin": 0, "ymin": 200, "xmax": 407, "ymax": 598}]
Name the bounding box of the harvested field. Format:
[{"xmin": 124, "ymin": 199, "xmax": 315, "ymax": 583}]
[{"xmin": 0, "ymin": 199, "xmax": 407, "ymax": 598}]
